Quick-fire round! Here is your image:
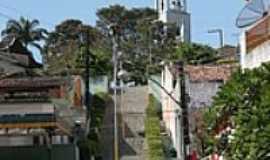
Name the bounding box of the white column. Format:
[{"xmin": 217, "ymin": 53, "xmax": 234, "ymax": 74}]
[{"xmin": 240, "ymin": 32, "xmax": 247, "ymax": 70}]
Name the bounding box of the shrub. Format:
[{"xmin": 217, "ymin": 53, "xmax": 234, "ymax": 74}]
[{"xmin": 78, "ymin": 92, "xmax": 110, "ymax": 158}]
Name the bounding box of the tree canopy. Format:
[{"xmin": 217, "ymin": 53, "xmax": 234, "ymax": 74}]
[
  {"xmin": 96, "ymin": 5, "xmax": 180, "ymax": 84},
  {"xmin": 174, "ymin": 42, "xmax": 218, "ymax": 65},
  {"xmin": 42, "ymin": 5, "xmax": 219, "ymax": 83},
  {"xmin": 44, "ymin": 19, "xmax": 111, "ymax": 76}
]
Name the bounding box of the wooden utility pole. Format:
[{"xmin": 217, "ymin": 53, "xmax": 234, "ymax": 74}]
[
  {"xmin": 84, "ymin": 31, "xmax": 91, "ymax": 120},
  {"xmin": 178, "ymin": 61, "xmax": 190, "ymax": 160}
]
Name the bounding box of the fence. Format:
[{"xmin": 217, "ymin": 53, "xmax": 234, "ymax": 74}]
[{"xmin": 0, "ymin": 144, "xmax": 78, "ymax": 160}]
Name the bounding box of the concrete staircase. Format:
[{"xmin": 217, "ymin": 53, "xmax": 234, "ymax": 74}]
[{"xmin": 120, "ymin": 86, "xmax": 148, "ymax": 160}]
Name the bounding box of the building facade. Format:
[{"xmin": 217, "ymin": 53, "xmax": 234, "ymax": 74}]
[
  {"xmin": 155, "ymin": 0, "xmax": 191, "ymax": 42},
  {"xmin": 240, "ymin": 14, "xmax": 270, "ymax": 69},
  {"xmin": 159, "ymin": 63, "xmax": 234, "ymax": 159},
  {"xmin": 161, "ymin": 64, "xmax": 184, "ymax": 159},
  {"xmin": 0, "ymin": 37, "xmax": 86, "ymax": 160}
]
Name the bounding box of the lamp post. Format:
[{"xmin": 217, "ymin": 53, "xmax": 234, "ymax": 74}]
[
  {"xmin": 109, "ymin": 25, "xmax": 120, "ymax": 160},
  {"xmin": 208, "ymin": 29, "xmax": 224, "ymax": 48},
  {"xmin": 117, "ymin": 64, "xmax": 129, "ymax": 139}
]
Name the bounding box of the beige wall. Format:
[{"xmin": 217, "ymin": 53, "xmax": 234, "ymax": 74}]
[
  {"xmin": 0, "ymin": 103, "xmax": 54, "ymax": 115},
  {"xmin": 161, "ymin": 65, "xmax": 184, "ymax": 159},
  {"xmin": 241, "ymin": 32, "xmax": 270, "ymax": 69}
]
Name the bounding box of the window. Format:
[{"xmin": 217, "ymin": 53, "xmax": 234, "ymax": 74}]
[
  {"xmin": 176, "ymin": 27, "xmax": 181, "ymax": 36},
  {"xmin": 33, "ymin": 136, "xmax": 40, "ymax": 146},
  {"xmin": 161, "ymin": 0, "xmax": 164, "ymax": 11},
  {"xmin": 177, "ymin": 0, "xmax": 182, "ymax": 7}
]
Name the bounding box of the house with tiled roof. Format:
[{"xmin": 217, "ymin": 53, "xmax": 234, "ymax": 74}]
[
  {"xmin": 154, "ymin": 62, "xmax": 235, "ymax": 159},
  {"xmin": 0, "ymin": 37, "xmax": 86, "ymax": 160},
  {"xmin": 185, "ymin": 65, "xmax": 234, "ymax": 108},
  {"xmin": 217, "ymin": 45, "xmax": 240, "ymax": 64}
]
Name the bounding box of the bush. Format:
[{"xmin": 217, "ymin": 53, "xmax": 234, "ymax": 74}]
[
  {"xmin": 203, "ymin": 63, "xmax": 270, "ymax": 159},
  {"xmin": 145, "ymin": 94, "xmax": 165, "ymax": 160},
  {"xmin": 78, "ymin": 92, "xmax": 110, "ymax": 159}
]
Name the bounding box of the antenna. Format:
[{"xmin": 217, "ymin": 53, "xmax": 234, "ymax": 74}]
[{"xmin": 236, "ymin": 0, "xmax": 270, "ymax": 28}]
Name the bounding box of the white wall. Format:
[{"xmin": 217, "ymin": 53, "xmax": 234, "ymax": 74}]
[
  {"xmin": 0, "ymin": 136, "xmax": 33, "ymax": 147},
  {"xmin": 240, "ymin": 28, "xmax": 270, "ymax": 69},
  {"xmin": 161, "ymin": 65, "xmax": 184, "ymax": 159},
  {"xmin": 157, "ymin": 0, "xmax": 191, "ymax": 42}
]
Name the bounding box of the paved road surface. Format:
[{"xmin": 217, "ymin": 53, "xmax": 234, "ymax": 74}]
[
  {"xmin": 120, "ymin": 86, "xmax": 148, "ymax": 160},
  {"xmin": 100, "ymin": 86, "xmax": 148, "ymax": 160}
]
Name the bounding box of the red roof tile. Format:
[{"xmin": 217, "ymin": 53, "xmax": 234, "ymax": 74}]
[
  {"xmin": 0, "ymin": 77, "xmax": 67, "ymax": 88},
  {"xmin": 185, "ymin": 65, "xmax": 235, "ymax": 82}
]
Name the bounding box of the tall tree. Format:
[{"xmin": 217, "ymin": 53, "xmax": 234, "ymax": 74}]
[
  {"xmin": 45, "ymin": 19, "xmax": 111, "ymax": 76},
  {"xmin": 96, "ymin": 5, "xmax": 179, "ymax": 84},
  {"xmin": 174, "ymin": 42, "xmax": 218, "ymax": 65},
  {"xmin": 1, "ymin": 17, "xmax": 47, "ymax": 52}
]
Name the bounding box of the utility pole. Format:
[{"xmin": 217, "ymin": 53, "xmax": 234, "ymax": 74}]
[
  {"xmin": 178, "ymin": 61, "xmax": 190, "ymax": 160},
  {"xmin": 84, "ymin": 30, "xmax": 91, "ymax": 121},
  {"xmin": 111, "ymin": 26, "xmax": 119, "ymax": 160}
]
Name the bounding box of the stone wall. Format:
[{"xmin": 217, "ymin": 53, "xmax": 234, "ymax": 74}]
[{"xmin": 186, "ymin": 80, "xmax": 223, "ymax": 109}]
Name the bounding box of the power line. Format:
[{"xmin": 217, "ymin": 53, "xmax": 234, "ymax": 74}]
[{"xmin": 0, "ymin": 2, "xmax": 54, "ymax": 28}]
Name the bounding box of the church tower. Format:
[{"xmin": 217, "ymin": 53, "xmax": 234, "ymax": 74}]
[{"xmin": 155, "ymin": 0, "xmax": 191, "ymax": 42}]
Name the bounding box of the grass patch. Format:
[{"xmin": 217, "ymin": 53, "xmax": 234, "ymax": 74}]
[{"xmin": 145, "ymin": 94, "xmax": 165, "ymax": 160}]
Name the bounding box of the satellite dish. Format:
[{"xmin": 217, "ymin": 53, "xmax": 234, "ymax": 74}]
[{"xmin": 236, "ymin": 0, "xmax": 270, "ymax": 28}]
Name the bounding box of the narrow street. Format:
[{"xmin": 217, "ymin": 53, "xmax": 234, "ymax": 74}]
[
  {"xmin": 119, "ymin": 86, "xmax": 148, "ymax": 160},
  {"xmin": 100, "ymin": 97, "xmax": 114, "ymax": 160},
  {"xmin": 0, "ymin": 0, "xmax": 265, "ymax": 159},
  {"xmin": 100, "ymin": 86, "xmax": 148, "ymax": 160}
]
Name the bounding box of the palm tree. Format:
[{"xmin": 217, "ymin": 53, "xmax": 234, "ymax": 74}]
[{"xmin": 1, "ymin": 17, "xmax": 48, "ymax": 52}]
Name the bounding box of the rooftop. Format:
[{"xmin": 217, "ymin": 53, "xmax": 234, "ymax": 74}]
[
  {"xmin": 0, "ymin": 77, "xmax": 67, "ymax": 89},
  {"xmin": 185, "ymin": 65, "xmax": 235, "ymax": 82},
  {"xmin": 0, "ymin": 36, "xmax": 42, "ymax": 68}
]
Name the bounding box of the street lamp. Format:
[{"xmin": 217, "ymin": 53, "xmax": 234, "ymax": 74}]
[
  {"xmin": 208, "ymin": 29, "xmax": 224, "ymax": 48},
  {"xmin": 108, "ymin": 24, "xmax": 120, "ymax": 160}
]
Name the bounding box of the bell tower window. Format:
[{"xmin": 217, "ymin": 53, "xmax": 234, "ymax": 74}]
[
  {"xmin": 161, "ymin": 0, "xmax": 164, "ymax": 11},
  {"xmin": 176, "ymin": 27, "xmax": 180, "ymax": 36}
]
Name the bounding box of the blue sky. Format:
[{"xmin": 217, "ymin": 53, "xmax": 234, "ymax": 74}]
[{"xmin": 0, "ymin": 0, "xmax": 245, "ymax": 48}]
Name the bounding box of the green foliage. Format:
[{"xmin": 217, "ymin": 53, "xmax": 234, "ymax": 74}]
[
  {"xmin": 145, "ymin": 95, "xmax": 165, "ymax": 160},
  {"xmin": 97, "ymin": 5, "xmax": 179, "ymax": 84},
  {"xmin": 76, "ymin": 47, "xmax": 112, "ymax": 76},
  {"xmin": 203, "ymin": 63, "xmax": 270, "ymax": 159},
  {"xmin": 174, "ymin": 42, "xmax": 218, "ymax": 65},
  {"xmin": 88, "ymin": 93, "xmax": 109, "ymax": 155},
  {"xmin": 78, "ymin": 93, "xmax": 110, "ymax": 158},
  {"xmin": 1, "ymin": 17, "xmax": 48, "ymax": 53},
  {"xmin": 45, "ymin": 19, "xmax": 112, "ymax": 76}
]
